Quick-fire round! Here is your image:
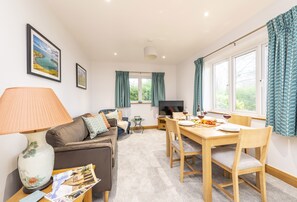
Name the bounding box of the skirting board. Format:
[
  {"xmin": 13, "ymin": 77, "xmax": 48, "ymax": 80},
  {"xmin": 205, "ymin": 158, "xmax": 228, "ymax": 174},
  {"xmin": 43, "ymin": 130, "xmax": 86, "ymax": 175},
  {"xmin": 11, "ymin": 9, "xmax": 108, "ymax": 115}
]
[
  {"xmin": 266, "ymin": 164, "xmax": 297, "ymax": 188},
  {"xmin": 130, "ymin": 125, "xmax": 158, "ymax": 130}
]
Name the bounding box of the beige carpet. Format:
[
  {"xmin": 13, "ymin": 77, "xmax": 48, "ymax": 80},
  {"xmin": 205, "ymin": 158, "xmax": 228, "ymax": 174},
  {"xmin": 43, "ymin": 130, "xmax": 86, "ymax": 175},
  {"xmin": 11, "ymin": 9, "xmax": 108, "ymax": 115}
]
[{"xmin": 95, "ymin": 129, "xmax": 297, "ymax": 202}]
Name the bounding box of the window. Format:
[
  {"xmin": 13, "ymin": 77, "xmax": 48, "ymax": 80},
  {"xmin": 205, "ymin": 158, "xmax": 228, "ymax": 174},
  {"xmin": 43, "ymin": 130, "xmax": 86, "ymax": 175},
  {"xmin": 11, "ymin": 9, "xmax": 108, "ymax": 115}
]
[
  {"xmin": 130, "ymin": 78, "xmax": 139, "ymax": 102},
  {"xmin": 213, "ymin": 61, "xmax": 229, "ymax": 111},
  {"xmin": 207, "ymin": 40, "xmax": 268, "ymax": 117},
  {"xmin": 234, "ymin": 50, "xmax": 256, "ymax": 112},
  {"xmin": 129, "ymin": 74, "xmax": 152, "ymax": 103}
]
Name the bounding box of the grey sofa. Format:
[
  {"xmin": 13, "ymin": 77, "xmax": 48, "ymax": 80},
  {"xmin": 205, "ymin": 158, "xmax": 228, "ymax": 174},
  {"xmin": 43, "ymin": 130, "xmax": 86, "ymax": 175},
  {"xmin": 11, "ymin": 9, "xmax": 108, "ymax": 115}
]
[{"xmin": 46, "ymin": 113, "xmax": 117, "ymax": 200}]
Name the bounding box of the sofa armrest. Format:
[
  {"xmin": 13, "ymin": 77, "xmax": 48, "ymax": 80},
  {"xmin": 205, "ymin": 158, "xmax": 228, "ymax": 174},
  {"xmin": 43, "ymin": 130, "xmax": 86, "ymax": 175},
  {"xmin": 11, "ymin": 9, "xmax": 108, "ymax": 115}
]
[
  {"xmin": 107, "ymin": 118, "xmax": 117, "ymax": 127},
  {"xmin": 55, "ymin": 142, "xmax": 112, "ymax": 152},
  {"xmin": 53, "ymin": 142, "xmax": 113, "ymax": 193},
  {"xmin": 65, "ymin": 139, "xmax": 111, "ymax": 147}
]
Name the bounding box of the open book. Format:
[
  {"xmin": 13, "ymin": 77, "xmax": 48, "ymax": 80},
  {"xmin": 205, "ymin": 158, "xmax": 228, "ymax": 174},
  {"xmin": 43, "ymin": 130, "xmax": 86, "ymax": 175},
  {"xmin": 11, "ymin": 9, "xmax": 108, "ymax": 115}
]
[{"xmin": 44, "ymin": 164, "xmax": 100, "ymax": 202}]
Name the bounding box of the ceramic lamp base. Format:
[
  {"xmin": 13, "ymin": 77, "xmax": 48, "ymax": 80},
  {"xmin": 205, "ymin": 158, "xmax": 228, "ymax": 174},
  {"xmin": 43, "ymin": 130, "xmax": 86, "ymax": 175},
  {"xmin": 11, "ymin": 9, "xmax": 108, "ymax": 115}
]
[
  {"xmin": 18, "ymin": 130, "xmax": 54, "ymax": 192},
  {"xmin": 22, "ymin": 177, "xmax": 53, "ymax": 194}
]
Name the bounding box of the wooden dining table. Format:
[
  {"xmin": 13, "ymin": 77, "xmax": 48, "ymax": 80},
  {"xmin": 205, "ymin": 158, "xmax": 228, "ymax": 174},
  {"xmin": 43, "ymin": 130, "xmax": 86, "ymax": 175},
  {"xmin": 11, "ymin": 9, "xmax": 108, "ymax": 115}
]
[{"xmin": 165, "ymin": 123, "xmax": 255, "ymax": 202}]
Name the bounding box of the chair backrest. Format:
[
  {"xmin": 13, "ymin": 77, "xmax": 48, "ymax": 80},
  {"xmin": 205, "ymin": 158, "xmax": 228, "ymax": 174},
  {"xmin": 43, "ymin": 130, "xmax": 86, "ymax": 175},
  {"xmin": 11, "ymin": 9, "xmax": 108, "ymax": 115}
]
[
  {"xmin": 165, "ymin": 118, "xmax": 184, "ymax": 151},
  {"xmin": 233, "ymin": 126, "xmax": 273, "ymax": 169},
  {"xmin": 172, "ymin": 112, "xmax": 185, "ymax": 120},
  {"xmin": 229, "ymin": 114, "xmax": 252, "ymax": 127}
]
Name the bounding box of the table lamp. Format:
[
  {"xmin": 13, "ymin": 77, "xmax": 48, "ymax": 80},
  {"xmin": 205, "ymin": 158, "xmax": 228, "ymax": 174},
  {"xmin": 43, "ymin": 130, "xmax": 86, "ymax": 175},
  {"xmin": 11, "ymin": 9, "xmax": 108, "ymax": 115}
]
[{"xmin": 0, "ymin": 87, "xmax": 72, "ymax": 193}]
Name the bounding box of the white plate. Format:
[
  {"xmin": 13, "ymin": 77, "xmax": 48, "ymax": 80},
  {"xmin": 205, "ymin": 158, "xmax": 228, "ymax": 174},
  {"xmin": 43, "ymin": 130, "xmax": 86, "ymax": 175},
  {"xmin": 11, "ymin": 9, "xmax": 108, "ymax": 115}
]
[
  {"xmin": 216, "ymin": 118, "xmax": 225, "ymax": 123},
  {"xmin": 218, "ymin": 124, "xmax": 240, "ymax": 132},
  {"xmin": 178, "ymin": 121, "xmax": 195, "ymax": 126}
]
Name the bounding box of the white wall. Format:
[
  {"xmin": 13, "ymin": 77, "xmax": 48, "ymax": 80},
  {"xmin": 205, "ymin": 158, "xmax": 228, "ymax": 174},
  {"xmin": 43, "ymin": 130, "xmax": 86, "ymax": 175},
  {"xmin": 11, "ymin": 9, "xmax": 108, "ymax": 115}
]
[
  {"xmin": 90, "ymin": 62, "xmax": 177, "ymax": 125},
  {"xmin": 0, "ymin": 0, "xmax": 91, "ymax": 199},
  {"xmin": 176, "ymin": 0, "xmax": 297, "ymax": 176}
]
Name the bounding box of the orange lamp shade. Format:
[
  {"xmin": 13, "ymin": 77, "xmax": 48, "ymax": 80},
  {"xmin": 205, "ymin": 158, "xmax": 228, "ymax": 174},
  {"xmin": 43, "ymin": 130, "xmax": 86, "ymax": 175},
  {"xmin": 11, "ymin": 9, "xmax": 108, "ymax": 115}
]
[{"xmin": 0, "ymin": 87, "xmax": 73, "ymax": 134}]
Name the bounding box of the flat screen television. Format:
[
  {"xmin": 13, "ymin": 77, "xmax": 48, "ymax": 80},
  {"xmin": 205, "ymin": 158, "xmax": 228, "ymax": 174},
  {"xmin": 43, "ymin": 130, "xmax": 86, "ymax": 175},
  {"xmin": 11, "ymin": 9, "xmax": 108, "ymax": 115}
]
[{"xmin": 159, "ymin": 100, "xmax": 184, "ymax": 117}]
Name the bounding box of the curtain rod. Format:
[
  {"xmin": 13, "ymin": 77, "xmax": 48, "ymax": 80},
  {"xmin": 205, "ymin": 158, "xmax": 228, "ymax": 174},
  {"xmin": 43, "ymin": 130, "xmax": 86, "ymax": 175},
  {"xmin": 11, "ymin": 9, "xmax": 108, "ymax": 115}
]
[
  {"xmin": 129, "ymin": 71, "xmax": 152, "ymax": 74},
  {"xmin": 203, "ymin": 24, "xmax": 267, "ymax": 58}
]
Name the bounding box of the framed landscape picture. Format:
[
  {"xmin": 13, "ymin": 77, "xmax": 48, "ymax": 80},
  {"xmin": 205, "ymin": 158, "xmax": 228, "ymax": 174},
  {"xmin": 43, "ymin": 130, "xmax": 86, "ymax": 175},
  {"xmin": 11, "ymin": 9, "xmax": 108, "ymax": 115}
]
[
  {"xmin": 27, "ymin": 24, "xmax": 61, "ymax": 82},
  {"xmin": 76, "ymin": 63, "xmax": 87, "ymax": 89}
]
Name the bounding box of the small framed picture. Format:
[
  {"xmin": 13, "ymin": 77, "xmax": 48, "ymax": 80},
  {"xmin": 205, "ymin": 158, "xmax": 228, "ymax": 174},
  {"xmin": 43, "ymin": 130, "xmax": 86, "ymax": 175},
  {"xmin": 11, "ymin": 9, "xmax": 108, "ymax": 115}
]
[
  {"xmin": 76, "ymin": 63, "xmax": 87, "ymax": 89},
  {"xmin": 27, "ymin": 24, "xmax": 61, "ymax": 82}
]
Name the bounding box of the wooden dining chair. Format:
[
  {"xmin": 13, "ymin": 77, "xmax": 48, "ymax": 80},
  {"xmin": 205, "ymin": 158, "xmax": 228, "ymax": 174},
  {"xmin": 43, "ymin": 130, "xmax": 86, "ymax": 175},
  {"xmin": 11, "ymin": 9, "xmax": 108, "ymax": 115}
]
[
  {"xmin": 211, "ymin": 126, "xmax": 273, "ymax": 202},
  {"xmin": 228, "ymin": 114, "xmax": 252, "ymax": 154},
  {"xmin": 228, "ymin": 114, "xmax": 252, "ymax": 127},
  {"xmin": 172, "ymin": 112, "xmax": 185, "ymax": 120},
  {"xmin": 165, "ymin": 118, "xmax": 202, "ymax": 182}
]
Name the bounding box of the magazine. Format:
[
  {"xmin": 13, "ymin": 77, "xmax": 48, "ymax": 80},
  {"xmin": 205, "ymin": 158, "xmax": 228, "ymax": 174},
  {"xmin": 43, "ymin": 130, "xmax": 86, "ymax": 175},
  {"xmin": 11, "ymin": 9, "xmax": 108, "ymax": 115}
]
[{"xmin": 44, "ymin": 164, "xmax": 99, "ymax": 202}]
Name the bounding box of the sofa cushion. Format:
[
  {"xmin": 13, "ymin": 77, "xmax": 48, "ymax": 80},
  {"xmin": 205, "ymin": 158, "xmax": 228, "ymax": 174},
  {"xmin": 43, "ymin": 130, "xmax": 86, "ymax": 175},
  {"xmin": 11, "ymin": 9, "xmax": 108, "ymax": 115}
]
[
  {"xmin": 82, "ymin": 115, "xmax": 109, "ymax": 139},
  {"xmin": 46, "ymin": 115, "xmax": 89, "ymax": 147},
  {"xmin": 100, "ymin": 112, "xmax": 111, "ymax": 128},
  {"xmin": 106, "ymin": 110, "xmax": 119, "ymax": 120}
]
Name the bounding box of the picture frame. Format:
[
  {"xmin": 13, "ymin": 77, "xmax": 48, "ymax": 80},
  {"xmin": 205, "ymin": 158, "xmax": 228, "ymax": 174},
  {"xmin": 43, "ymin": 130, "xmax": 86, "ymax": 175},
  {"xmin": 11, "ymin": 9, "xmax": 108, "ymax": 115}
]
[
  {"xmin": 27, "ymin": 24, "xmax": 61, "ymax": 82},
  {"xmin": 76, "ymin": 63, "xmax": 87, "ymax": 89}
]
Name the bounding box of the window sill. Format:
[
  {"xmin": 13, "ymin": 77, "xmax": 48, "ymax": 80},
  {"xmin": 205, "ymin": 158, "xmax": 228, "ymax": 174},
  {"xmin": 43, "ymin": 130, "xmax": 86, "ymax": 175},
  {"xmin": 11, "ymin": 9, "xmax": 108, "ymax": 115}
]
[
  {"xmin": 208, "ymin": 111, "xmax": 266, "ymax": 121},
  {"xmin": 131, "ymin": 102, "xmax": 152, "ymax": 105}
]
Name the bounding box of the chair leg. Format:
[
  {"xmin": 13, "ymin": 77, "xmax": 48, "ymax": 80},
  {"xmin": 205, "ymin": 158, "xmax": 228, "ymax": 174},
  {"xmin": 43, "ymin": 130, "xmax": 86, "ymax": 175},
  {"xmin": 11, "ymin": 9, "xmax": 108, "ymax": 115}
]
[
  {"xmin": 232, "ymin": 172, "xmax": 240, "ymax": 202},
  {"xmin": 170, "ymin": 146, "xmax": 173, "ymax": 168},
  {"xmin": 192, "ymin": 156, "xmax": 195, "ymax": 165},
  {"xmin": 259, "ymin": 168, "xmax": 267, "ymax": 202},
  {"xmin": 180, "ymin": 155, "xmax": 185, "ymax": 183}
]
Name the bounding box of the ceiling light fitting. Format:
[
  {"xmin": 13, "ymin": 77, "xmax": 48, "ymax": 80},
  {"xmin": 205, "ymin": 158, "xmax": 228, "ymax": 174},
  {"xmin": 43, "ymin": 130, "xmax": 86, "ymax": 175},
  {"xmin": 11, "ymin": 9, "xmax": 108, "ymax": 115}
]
[{"xmin": 144, "ymin": 46, "xmax": 158, "ymax": 60}]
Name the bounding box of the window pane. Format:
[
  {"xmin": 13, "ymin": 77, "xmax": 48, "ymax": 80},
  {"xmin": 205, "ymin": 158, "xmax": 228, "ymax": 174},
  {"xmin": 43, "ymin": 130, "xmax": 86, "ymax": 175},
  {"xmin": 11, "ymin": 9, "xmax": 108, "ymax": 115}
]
[
  {"xmin": 142, "ymin": 78, "xmax": 151, "ymax": 101},
  {"xmin": 214, "ymin": 61, "xmax": 229, "ymax": 110},
  {"xmin": 129, "ymin": 78, "xmax": 139, "ymax": 101},
  {"xmin": 235, "ymin": 51, "xmax": 256, "ymax": 112}
]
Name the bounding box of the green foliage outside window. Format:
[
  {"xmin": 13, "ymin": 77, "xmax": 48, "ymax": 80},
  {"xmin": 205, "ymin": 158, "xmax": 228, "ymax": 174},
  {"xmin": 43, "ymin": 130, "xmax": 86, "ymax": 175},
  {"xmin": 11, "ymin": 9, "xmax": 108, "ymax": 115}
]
[
  {"xmin": 236, "ymin": 86, "xmax": 256, "ymax": 111},
  {"xmin": 215, "ymin": 90, "xmax": 229, "ymax": 110},
  {"xmin": 130, "ymin": 85, "xmax": 139, "ymax": 101},
  {"xmin": 216, "ymin": 87, "xmax": 256, "ymax": 112},
  {"xmin": 142, "ymin": 79, "xmax": 151, "ymax": 101}
]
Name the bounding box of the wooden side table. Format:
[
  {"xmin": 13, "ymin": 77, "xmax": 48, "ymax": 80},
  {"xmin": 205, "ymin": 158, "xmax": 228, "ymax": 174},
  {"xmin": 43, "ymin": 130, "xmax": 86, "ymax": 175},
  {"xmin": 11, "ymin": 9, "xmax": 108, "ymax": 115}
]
[{"xmin": 7, "ymin": 167, "xmax": 93, "ymax": 202}]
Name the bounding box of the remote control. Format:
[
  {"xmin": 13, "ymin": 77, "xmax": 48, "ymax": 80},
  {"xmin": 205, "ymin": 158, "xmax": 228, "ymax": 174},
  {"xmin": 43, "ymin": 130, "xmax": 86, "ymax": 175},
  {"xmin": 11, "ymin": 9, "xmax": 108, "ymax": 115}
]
[{"xmin": 19, "ymin": 190, "xmax": 45, "ymax": 202}]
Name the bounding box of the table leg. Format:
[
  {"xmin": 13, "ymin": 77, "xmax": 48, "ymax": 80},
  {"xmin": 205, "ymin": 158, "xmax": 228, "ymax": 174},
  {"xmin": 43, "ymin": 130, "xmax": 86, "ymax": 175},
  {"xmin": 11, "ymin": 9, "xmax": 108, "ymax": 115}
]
[
  {"xmin": 84, "ymin": 189, "xmax": 92, "ymax": 202},
  {"xmin": 202, "ymin": 139, "xmax": 212, "ymax": 202},
  {"xmin": 166, "ymin": 128, "xmax": 169, "ymax": 157}
]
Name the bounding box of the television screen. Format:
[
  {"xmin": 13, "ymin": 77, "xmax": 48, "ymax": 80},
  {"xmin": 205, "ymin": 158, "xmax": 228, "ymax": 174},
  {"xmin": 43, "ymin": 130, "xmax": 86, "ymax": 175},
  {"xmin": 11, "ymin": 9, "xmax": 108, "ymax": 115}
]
[{"xmin": 159, "ymin": 100, "xmax": 184, "ymax": 117}]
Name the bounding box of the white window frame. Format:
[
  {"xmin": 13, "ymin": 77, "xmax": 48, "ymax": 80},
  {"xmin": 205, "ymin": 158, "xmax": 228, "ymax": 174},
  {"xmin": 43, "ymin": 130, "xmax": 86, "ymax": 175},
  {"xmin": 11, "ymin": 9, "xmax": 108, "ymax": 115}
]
[
  {"xmin": 209, "ymin": 42, "xmax": 268, "ymax": 117},
  {"xmin": 129, "ymin": 73, "xmax": 152, "ymax": 104}
]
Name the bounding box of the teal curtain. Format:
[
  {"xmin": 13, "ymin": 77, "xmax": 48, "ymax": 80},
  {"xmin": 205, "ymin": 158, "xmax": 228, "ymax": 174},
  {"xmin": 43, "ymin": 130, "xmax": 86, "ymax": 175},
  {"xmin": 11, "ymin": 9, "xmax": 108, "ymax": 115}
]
[
  {"xmin": 115, "ymin": 71, "xmax": 131, "ymax": 108},
  {"xmin": 266, "ymin": 6, "xmax": 297, "ymax": 136},
  {"xmin": 193, "ymin": 58, "xmax": 203, "ymax": 115},
  {"xmin": 151, "ymin": 72, "xmax": 165, "ymax": 107}
]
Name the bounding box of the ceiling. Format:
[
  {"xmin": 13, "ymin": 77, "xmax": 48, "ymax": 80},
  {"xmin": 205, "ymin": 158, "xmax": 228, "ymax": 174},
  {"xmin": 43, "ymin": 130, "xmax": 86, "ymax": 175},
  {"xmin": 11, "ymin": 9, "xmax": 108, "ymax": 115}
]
[{"xmin": 43, "ymin": 0, "xmax": 275, "ymax": 65}]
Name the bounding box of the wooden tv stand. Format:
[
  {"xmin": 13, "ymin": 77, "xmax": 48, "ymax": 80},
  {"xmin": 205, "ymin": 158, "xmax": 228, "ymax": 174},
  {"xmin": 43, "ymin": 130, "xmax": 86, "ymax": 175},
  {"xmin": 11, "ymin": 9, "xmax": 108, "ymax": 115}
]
[{"xmin": 157, "ymin": 117, "xmax": 166, "ymax": 130}]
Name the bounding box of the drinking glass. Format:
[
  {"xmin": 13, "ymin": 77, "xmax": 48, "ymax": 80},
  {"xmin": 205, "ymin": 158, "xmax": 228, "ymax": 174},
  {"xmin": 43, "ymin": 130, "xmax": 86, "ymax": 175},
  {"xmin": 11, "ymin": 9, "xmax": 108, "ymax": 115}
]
[
  {"xmin": 223, "ymin": 114, "xmax": 231, "ymax": 123},
  {"xmin": 183, "ymin": 111, "xmax": 188, "ymax": 120}
]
